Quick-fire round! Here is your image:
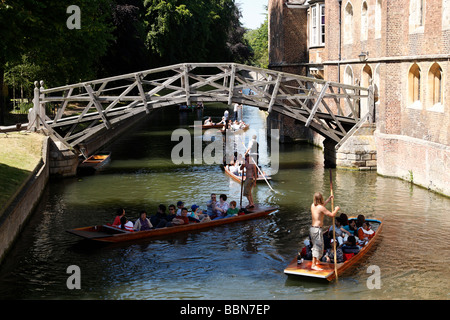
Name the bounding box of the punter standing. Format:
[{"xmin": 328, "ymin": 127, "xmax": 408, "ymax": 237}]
[
  {"xmin": 310, "ymin": 192, "xmax": 340, "ymax": 271},
  {"xmin": 240, "ymin": 154, "xmax": 257, "ymax": 209}
]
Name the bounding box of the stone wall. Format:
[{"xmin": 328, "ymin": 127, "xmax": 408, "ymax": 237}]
[
  {"xmin": 0, "ymin": 137, "xmax": 49, "ymax": 264},
  {"xmin": 376, "ymin": 131, "xmax": 450, "ymax": 196},
  {"xmin": 49, "ymin": 111, "xmax": 152, "ymax": 178},
  {"xmin": 336, "ymin": 122, "xmax": 377, "ymax": 170}
]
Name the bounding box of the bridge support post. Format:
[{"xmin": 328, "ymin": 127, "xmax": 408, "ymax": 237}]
[
  {"xmin": 28, "ymin": 82, "xmax": 40, "ymax": 132},
  {"xmin": 323, "ymin": 138, "xmax": 337, "ymax": 168}
]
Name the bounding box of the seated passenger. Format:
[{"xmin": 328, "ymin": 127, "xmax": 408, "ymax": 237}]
[
  {"xmin": 176, "ymin": 201, "xmax": 184, "ymax": 216},
  {"xmin": 357, "ymin": 221, "xmax": 374, "ymax": 245},
  {"xmin": 213, "ymin": 194, "xmax": 229, "ymax": 220},
  {"xmin": 339, "ymin": 213, "xmax": 349, "ymax": 227},
  {"xmin": 171, "ymin": 207, "xmax": 190, "ymax": 225},
  {"xmin": 356, "ymin": 214, "xmax": 366, "ymax": 228},
  {"xmin": 343, "ymin": 219, "xmax": 358, "ymax": 236},
  {"xmin": 150, "ymin": 204, "xmax": 169, "ymax": 228},
  {"xmin": 134, "ymin": 210, "xmax": 153, "ymax": 231},
  {"xmin": 206, "ymin": 193, "xmax": 219, "ymax": 219},
  {"xmin": 226, "ymin": 201, "xmax": 239, "ymax": 217},
  {"xmin": 300, "ymin": 239, "xmax": 313, "ymax": 261},
  {"xmin": 342, "ymin": 236, "xmax": 360, "ymax": 254},
  {"xmin": 119, "ymin": 216, "xmax": 134, "ymax": 232},
  {"xmin": 232, "ymin": 121, "xmax": 240, "ymax": 130},
  {"xmin": 327, "ymin": 217, "xmax": 351, "ymax": 245},
  {"xmin": 112, "ymin": 208, "xmax": 125, "ymax": 227},
  {"xmin": 229, "ymin": 161, "xmax": 241, "ymax": 175},
  {"xmin": 321, "ymin": 240, "xmax": 344, "ymax": 263}
]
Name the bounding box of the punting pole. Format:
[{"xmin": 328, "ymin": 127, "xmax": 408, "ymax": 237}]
[
  {"xmin": 329, "ymin": 169, "xmax": 338, "ymax": 281},
  {"xmin": 240, "ymin": 170, "xmax": 244, "ymax": 209}
]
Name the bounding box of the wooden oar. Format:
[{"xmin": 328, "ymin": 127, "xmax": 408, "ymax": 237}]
[{"xmin": 329, "ymin": 169, "xmax": 338, "ymax": 281}]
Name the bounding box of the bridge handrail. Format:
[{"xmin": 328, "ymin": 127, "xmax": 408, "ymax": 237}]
[{"xmin": 40, "ymin": 63, "xmax": 370, "ymax": 95}]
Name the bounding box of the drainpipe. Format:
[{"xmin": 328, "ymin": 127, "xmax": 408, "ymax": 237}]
[{"xmin": 337, "ymin": 0, "xmax": 342, "ymax": 90}]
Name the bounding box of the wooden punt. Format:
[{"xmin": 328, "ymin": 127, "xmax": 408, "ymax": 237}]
[
  {"xmin": 220, "ymin": 124, "xmax": 250, "ymax": 134},
  {"xmin": 284, "ymin": 218, "xmax": 383, "ymax": 281},
  {"xmin": 67, "ymin": 205, "xmax": 278, "ymax": 243},
  {"xmin": 224, "ymin": 165, "xmax": 271, "ymax": 183},
  {"xmin": 189, "ymin": 123, "xmax": 224, "ymax": 129},
  {"xmin": 77, "ymin": 151, "xmax": 111, "ymax": 174}
]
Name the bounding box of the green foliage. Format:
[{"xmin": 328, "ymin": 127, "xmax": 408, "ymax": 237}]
[
  {"xmin": 0, "ymin": 0, "xmax": 252, "ymax": 124},
  {"xmin": 244, "ymin": 15, "xmax": 268, "ymax": 68},
  {"xmin": 143, "ymin": 0, "xmax": 251, "ymax": 66},
  {"xmin": 4, "ymin": 55, "xmax": 41, "ymax": 101},
  {"xmin": 0, "ymin": 0, "xmax": 114, "ymax": 124},
  {"xmin": 1, "ymin": 0, "xmax": 114, "ymax": 85}
]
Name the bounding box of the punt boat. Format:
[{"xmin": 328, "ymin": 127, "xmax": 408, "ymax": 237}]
[
  {"xmin": 220, "ymin": 123, "xmax": 249, "ymax": 134},
  {"xmin": 223, "ymin": 165, "xmax": 271, "ymax": 183},
  {"xmin": 284, "ymin": 217, "xmax": 383, "ymax": 281},
  {"xmin": 67, "ymin": 205, "xmax": 278, "ymax": 243},
  {"xmin": 77, "ymin": 151, "xmax": 111, "ymax": 174},
  {"xmin": 189, "ymin": 123, "xmax": 224, "ymax": 129}
]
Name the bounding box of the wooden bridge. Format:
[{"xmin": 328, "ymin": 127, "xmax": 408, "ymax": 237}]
[{"xmin": 28, "ymin": 63, "xmax": 374, "ymax": 157}]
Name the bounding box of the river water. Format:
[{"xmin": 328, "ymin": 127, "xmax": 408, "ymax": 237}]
[{"xmin": 0, "ymin": 104, "xmax": 448, "ymax": 300}]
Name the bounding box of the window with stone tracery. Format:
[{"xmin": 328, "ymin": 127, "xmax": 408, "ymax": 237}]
[
  {"xmin": 361, "ymin": 1, "xmax": 368, "ymax": 41},
  {"xmin": 375, "ymin": 0, "xmax": 382, "ymax": 38},
  {"xmin": 344, "ymin": 2, "xmax": 353, "ymax": 44},
  {"xmin": 428, "ymin": 63, "xmax": 443, "ymax": 107},
  {"xmin": 409, "ymin": 0, "xmax": 425, "ymax": 32},
  {"xmin": 408, "ymin": 63, "xmax": 421, "ymax": 107}
]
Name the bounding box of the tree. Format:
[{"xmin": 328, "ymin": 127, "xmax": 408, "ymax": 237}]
[
  {"xmin": 98, "ymin": 0, "xmax": 150, "ymax": 77},
  {"xmin": 143, "ymin": 0, "xmax": 251, "ymax": 67},
  {"xmin": 244, "ymin": 15, "xmax": 268, "ymax": 68},
  {"xmin": 0, "ymin": 0, "xmax": 114, "ymax": 124}
]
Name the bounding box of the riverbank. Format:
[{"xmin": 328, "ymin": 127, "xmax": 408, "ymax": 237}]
[
  {"xmin": 0, "ymin": 132, "xmax": 45, "ymax": 209},
  {"xmin": 0, "ymin": 132, "xmax": 49, "ymax": 263}
]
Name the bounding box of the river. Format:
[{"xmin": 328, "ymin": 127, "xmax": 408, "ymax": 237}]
[{"xmin": 0, "ymin": 104, "xmax": 448, "ymax": 300}]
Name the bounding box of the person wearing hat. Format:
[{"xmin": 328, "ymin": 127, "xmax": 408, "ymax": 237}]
[
  {"xmin": 191, "ymin": 204, "xmax": 211, "ymax": 223},
  {"xmin": 176, "ymin": 201, "xmax": 184, "ymax": 216},
  {"xmin": 188, "ymin": 204, "xmax": 201, "ymax": 222}
]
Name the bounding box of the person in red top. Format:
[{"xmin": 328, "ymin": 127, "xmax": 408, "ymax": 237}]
[
  {"xmin": 171, "ymin": 207, "xmax": 190, "ymax": 225},
  {"xmin": 357, "ymin": 221, "xmax": 374, "ymax": 245},
  {"xmin": 112, "ymin": 208, "xmax": 125, "ymax": 227}
]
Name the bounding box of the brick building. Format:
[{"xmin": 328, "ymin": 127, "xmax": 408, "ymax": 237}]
[{"xmin": 268, "ymin": 0, "xmax": 450, "ymax": 196}]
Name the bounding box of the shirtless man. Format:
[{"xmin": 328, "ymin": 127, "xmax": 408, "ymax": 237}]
[{"xmin": 310, "ymin": 192, "xmax": 340, "ymax": 271}]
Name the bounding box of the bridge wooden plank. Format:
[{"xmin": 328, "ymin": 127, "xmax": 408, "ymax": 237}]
[
  {"xmin": 84, "ymin": 84, "xmax": 111, "ymax": 130},
  {"xmin": 268, "ymin": 73, "xmax": 283, "ymax": 113},
  {"xmin": 228, "ymin": 64, "xmax": 236, "ymax": 105},
  {"xmin": 305, "ymin": 82, "xmax": 329, "ymax": 127}
]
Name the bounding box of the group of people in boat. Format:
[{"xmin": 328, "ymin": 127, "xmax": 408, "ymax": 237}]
[
  {"xmin": 110, "ymin": 193, "xmax": 247, "ymax": 232},
  {"xmin": 203, "ymin": 103, "xmax": 247, "ymax": 131},
  {"xmin": 301, "ymin": 212, "xmax": 375, "ymax": 266},
  {"xmin": 179, "ymin": 101, "xmax": 204, "ymax": 111},
  {"xmin": 303, "ymin": 192, "xmax": 376, "ymax": 270},
  {"xmin": 203, "ymin": 117, "xmax": 248, "ymax": 132}
]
